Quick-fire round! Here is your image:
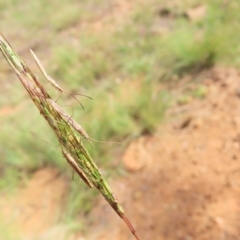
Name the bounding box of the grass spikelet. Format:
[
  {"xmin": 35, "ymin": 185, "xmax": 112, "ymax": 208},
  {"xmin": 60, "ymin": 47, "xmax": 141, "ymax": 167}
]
[{"xmin": 0, "ymin": 32, "xmax": 140, "ymax": 240}]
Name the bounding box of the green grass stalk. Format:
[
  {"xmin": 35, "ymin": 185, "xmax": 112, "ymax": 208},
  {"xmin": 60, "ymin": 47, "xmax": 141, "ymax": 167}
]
[{"xmin": 0, "ymin": 32, "xmax": 140, "ymax": 240}]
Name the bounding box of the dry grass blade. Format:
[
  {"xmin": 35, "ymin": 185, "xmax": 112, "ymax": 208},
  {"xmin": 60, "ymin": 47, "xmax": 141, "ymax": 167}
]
[
  {"xmin": 0, "ymin": 32, "xmax": 140, "ymax": 240},
  {"xmin": 30, "ymin": 49, "xmax": 93, "ymax": 102}
]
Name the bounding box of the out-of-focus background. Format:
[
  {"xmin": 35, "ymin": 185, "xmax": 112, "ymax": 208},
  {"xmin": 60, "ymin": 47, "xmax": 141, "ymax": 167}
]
[{"xmin": 1, "ymin": 0, "xmax": 240, "ymax": 239}]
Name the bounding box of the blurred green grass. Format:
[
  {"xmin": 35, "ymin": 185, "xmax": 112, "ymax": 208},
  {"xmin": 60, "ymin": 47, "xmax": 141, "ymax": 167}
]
[
  {"xmin": 0, "ymin": 215, "xmax": 20, "ymax": 240},
  {"xmin": 1, "ymin": 0, "xmax": 240, "ymax": 232}
]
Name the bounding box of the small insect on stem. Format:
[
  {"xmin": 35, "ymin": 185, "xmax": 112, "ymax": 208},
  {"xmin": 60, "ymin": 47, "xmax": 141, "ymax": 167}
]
[
  {"xmin": 30, "ymin": 49, "xmax": 62, "ymax": 91},
  {"xmin": 47, "ymin": 98, "xmax": 121, "ymax": 147},
  {"xmin": 62, "ymin": 150, "xmax": 93, "ymax": 188},
  {"xmin": 30, "ymin": 49, "xmax": 92, "ymax": 107},
  {"xmin": 47, "ymin": 98, "xmax": 95, "ymax": 147}
]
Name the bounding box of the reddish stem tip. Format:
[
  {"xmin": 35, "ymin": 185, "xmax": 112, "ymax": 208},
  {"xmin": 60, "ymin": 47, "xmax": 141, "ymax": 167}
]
[{"xmin": 121, "ymin": 215, "xmax": 141, "ymax": 240}]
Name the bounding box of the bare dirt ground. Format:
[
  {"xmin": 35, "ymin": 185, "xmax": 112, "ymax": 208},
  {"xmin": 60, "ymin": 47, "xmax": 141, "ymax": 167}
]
[
  {"xmin": 84, "ymin": 67, "xmax": 240, "ymax": 240},
  {"xmin": 3, "ymin": 67, "xmax": 240, "ymax": 240},
  {"xmin": 0, "ymin": 169, "xmax": 68, "ymax": 240}
]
